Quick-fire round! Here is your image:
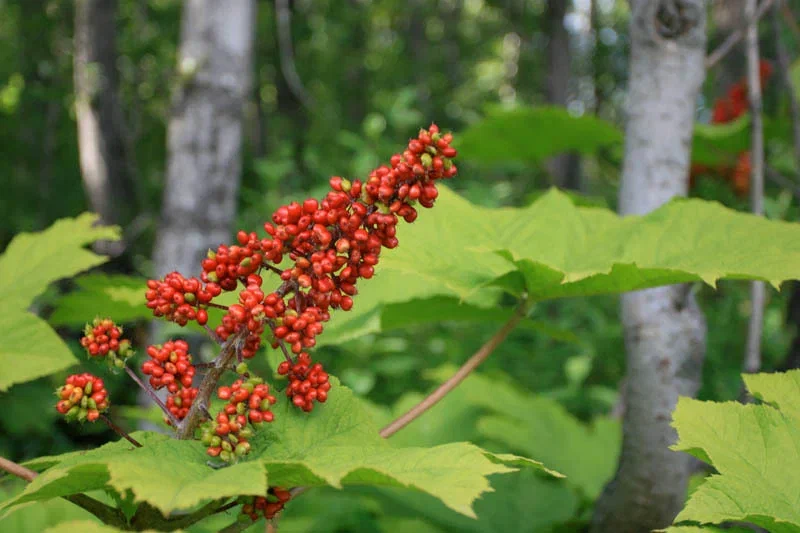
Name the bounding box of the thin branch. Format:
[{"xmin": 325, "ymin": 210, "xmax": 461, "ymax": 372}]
[
  {"xmin": 745, "ymin": 0, "xmax": 766, "ymax": 375},
  {"xmin": 99, "ymin": 414, "xmax": 142, "ymax": 447},
  {"xmin": 275, "ymin": 0, "xmax": 314, "ymax": 109},
  {"xmin": 124, "ymin": 365, "xmax": 180, "ymax": 427},
  {"xmin": 268, "ymin": 319, "xmax": 295, "ymax": 364},
  {"xmin": 379, "ymin": 297, "xmax": 530, "ymax": 438},
  {"xmin": 706, "ymin": 0, "xmax": 775, "ymax": 69},
  {"xmin": 202, "ymin": 323, "xmax": 225, "ymax": 345},
  {"xmin": 0, "ymin": 456, "xmax": 36, "ymax": 482},
  {"xmin": 0, "ymin": 455, "xmax": 128, "ymax": 528}
]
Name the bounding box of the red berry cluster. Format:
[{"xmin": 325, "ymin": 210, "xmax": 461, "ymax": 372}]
[
  {"xmin": 80, "ymin": 318, "xmax": 134, "ymax": 369},
  {"xmin": 145, "ymin": 272, "xmax": 221, "ymax": 326},
  {"xmin": 277, "ymin": 353, "xmax": 330, "ymax": 412},
  {"xmin": 141, "ymin": 340, "xmax": 198, "ymax": 423},
  {"xmin": 691, "ymin": 60, "xmax": 773, "ymax": 196},
  {"xmin": 55, "ymin": 373, "xmax": 109, "ymax": 422},
  {"xmin": 144, "ymin": 125, "xmax": 457, "ymax": 412},
  {"xmin": 203, "ymin": 376, "xmax": 277, "ymax": 461},
  {"xmin": 239, "ymin": 488, "xmax": 291, "ymax": 522},
  {"xmin": 217, "ymin": 378, "xmax": 277, "ymax": 425},
  {"xmin": 202, "ymin": 231, "xmax": 264, "ymax": 291}
]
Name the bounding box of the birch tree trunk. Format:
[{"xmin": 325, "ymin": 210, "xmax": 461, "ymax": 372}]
[
  {"xmin": 590, "ymin": 2, "xmax": 708, "ymax": 531},
  {"xmin": 74, "ymin": 0, "xmax": 133, "ymax": 226},
  {"xmin": 152, "ymin": 0, "xmax": 255, "ymax": 278}
]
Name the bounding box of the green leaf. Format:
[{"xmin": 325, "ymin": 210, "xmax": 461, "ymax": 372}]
[
  {"xmin": 249, "ymin": 379, "xmax": 558, "ymax": 518},
  {"xmin": 0, "ymin": 311, "xmax": 78, "ymax": 391},
  {"xmin": 691, "ymin": 115, "xmax": 791, "ymax": 167},
  {"xmin": 371, "ymin": 469, "xmax": 578, "ymax": 533},
  {"xmin": 48, "ymin": 274, "xmax": 149, "ymax": 326},
  {"xmin": 5, "ymin": 382, "xmax": 556, "ymax": 520},
  {"xmin": 457, "ymin": 106, "xmax": 623, "ymax": 165},
  {"xmin": 369, "ymin": 186, "xmax": 800, "ymax": 306},
  {"xmin": 0, "ymin": 215, "xmax": 119, "ymax": 389},
  {"xmin": 320, "ymin": 294, "xmax": 579, "ymax": 347},
  {"xmin": 42, "ymin": 521, "xmax": 126, "ymax": 533},
  {"xmin": 670, "ymin": 370, "xmax": 800, "ymax": 532},
  {"xmin": 477, "ymin": 402, "xmax": 620, "ymax": 499},
  {"xmin": 0, "ymin": 484, "xmax": 100, "ymax": 533},
  {"xmin": 2, "ymin": 432, "xmax": 267, "ymax": 516},
  {"xmin": 0, "ymin": 213, "xmax": 120, "ymax": 309}
]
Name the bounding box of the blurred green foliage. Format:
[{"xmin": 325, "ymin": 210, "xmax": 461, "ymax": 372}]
[{"xmin": 3, "ymin": 0, "xmax": 800, "ymax": 532}]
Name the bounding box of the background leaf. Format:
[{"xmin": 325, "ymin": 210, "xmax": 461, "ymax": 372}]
[{"xmin": 457, "ymin": 106, "xmax": 623, "ymax": 165}]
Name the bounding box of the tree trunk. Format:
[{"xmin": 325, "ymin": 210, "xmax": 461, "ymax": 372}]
[
  {"xmin": 544, "ymin": 0, "xmax": 581, "ymax": 190},
  {"xmin": 590, "ymin": 2, "xmax": 708, "ymax": 532},
  {"xmin": 74, "ymin": 0, "xmax": 134, "ymax": 225},
  {"xmin": 152, "ymin": 0, "xmax": 256, "ymax": 279}
]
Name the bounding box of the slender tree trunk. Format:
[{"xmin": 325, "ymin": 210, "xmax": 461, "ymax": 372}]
[
  {"xmin": 545, "ymin": 0, "xmax": 581, "ymax": 190},
  {"xmin": 591, "ymin": 2, "xmax": 708, "ymax": 532},
  {"xmin": 74, "ymin": 0, "xmax": 133, "ymax": 226},
  {"xmin": 152, "ymin": 0, "xmax": 256, "ymax": 278}
]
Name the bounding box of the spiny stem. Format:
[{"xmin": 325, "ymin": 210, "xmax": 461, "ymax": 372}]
[
  {"xmin": 379, "ymin": 296, "xmax": 529, "ymax": 438},
  {"xmin": 99, "ymin": 414, "xmax": 142, "ymax": 447},
  {"xmin": 124, "ymin": 365, "xmax": 180, "ymax": 428}
]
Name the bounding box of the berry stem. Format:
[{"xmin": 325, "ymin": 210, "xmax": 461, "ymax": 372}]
[
  {"xmin": 379, "ymin": 295, "xmax": 530, "ymax": 439},
  {"xmin": 205, "ymin": 302, "xmax": 230, "ymax": 311},
  {"xmin": 124, "ymin": 366, "xmax": 181, "ymax": 428},
  {"xmin": 261, "ymin": 263, "xmax": 284, "ymax": 276},
  {"xmin": 0, "ymin": 455, "xmax": 129, "ymax": 527},
  {"xmin": 202, "ymin": 324, "xmax": 225, "ymax": 345},
  {"xmin": 99, "ymin": 414, "xmax": 142, "ymax": 447},
  {"xmin": 268, "ymin": 320, "xmax": 295, "ymax": 364}
]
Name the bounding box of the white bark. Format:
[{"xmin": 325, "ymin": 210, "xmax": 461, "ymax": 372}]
[
  {"xmin": 153, "ymin": 0, "xmax": 256, "ymax": 278},
  {"xmin": 591, "ymin": 1, "xmax": 708, "ymax": 531}
]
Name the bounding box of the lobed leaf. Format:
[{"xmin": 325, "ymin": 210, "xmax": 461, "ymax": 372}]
[
  {"xmin": 248, "ymin": 380, "xmax": 558, "ymax": 518},
  {"xmin": 0, "ymin": 311, "xmax": 78, "ymax": 391},
  {"xmin": 670, "ymin": 370, "xmax": 800, "ymax": 532},
  {"xmin": 0, "ymin": 213, "xmax": 120, "ymax": 309},
  {"xmin": 0, "ymin": 214, "xmax": 120, "ymax": 390},
  {"xmin": 370, "ymin": 186, "xmax": 800, "ymax": 305},
  {"xmin": 2, "ymin": 432, "xmax": 267, "ymax": 516}
]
